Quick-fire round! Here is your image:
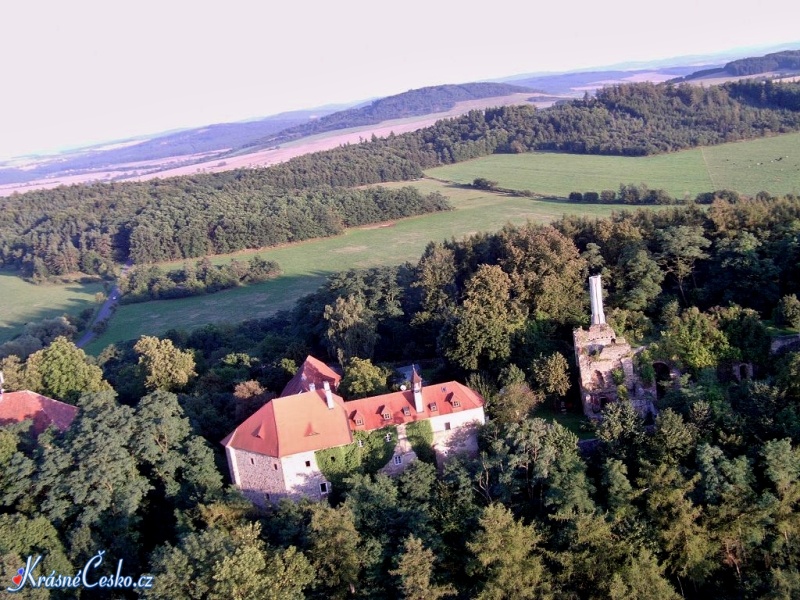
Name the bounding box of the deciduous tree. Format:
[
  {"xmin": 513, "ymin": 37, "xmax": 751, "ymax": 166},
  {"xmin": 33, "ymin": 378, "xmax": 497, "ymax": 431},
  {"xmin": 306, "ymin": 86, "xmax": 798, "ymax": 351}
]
[
  {"xmin": 23, "ymin": 336, "xmax": 110, "ymax": 402},
  {"xmin": 134, "ymin": 336, "xmax": 197, "ymax": 392}
]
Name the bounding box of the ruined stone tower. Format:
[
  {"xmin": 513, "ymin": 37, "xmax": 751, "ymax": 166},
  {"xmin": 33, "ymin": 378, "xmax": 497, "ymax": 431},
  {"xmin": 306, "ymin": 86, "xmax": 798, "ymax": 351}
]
[{"xmin": 573, "ymin": 275, "xmax": 653, "ymax": 417}]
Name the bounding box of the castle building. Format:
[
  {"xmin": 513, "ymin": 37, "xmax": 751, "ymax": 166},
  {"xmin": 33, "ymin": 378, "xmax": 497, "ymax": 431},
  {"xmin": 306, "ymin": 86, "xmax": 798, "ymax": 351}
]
[{"xmin": 221, "ymin": 356, "xmax": 485, "ymax": 505}]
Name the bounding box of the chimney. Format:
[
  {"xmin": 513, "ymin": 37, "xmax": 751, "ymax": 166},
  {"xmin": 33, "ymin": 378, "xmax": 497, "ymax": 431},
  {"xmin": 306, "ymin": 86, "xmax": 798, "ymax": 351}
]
[
  {"xmin": 589, "ymin": 275, "xmax": 606, "ymax": 325},
  {"xmin": 411, "ymin": 367, "xmax": 423, "ymax": 413},
  {"xmin": 323, "ymin": 380, "xmax": 334, "ymax": 409}
]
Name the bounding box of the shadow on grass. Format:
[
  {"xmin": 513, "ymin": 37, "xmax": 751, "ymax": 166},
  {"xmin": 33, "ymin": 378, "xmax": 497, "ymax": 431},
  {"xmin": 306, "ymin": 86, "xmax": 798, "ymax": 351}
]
[
  {"xmin": 534, "ymin": 402, "xmax": 596, "ymax": 440},
  {"xmin": 0, "ymin": 269, "xmax": 105, "ymax": 344},
  {"xmin": 85, "ymin": 270, "xmax": 333, "ymax": 353}
]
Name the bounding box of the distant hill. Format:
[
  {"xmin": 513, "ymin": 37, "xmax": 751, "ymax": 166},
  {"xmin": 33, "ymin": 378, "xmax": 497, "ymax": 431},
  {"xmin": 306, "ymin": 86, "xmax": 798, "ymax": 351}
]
[
  {"xmin": 675, "ymin": 50, "xmax": 800, "ymax": 82},
  {"xmin": 501, "ymin": 66, "xmax": 713, "ymax": 94},
  {"xmin": 0, "ymin": 108, "xmax": 343, "ymax": 185},
  {"xmin": 245, "ymin": 82, "xmax": 535, "ymax": 148}
]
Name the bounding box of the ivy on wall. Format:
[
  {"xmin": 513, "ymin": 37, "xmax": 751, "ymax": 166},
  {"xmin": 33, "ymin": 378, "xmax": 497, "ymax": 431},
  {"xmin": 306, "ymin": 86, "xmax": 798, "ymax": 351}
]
[
  {"xmin": 314, "ymin": 426, "xmax": 397, "ymax": 489},
  {"xmin": 405, "ymin": 419, "xmax": 436, "ymax": 463}
]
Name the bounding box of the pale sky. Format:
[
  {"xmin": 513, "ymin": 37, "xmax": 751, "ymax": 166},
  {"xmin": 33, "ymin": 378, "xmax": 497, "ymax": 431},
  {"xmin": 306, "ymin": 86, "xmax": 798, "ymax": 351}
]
[{"xmin": 1, "ymin": 0, "xmax": 799, "ymax": 160}]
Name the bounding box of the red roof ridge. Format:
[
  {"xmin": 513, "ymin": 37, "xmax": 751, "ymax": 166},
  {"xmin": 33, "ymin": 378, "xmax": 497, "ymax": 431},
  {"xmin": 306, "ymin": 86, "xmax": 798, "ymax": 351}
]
[
  {"xmin": 222, "ymin": 389, "xmax": 352, "ymax": 457},
  {"xmin": 280, "ymin": 356, "xmax": 342, "ymax": 397},
  {"xmin": 0, "ymin": 390, "xmax": 78, "ymax": 437},
  {"xmin": 344, "ymin": 381, "xmax": 484, "ymax": 431}
]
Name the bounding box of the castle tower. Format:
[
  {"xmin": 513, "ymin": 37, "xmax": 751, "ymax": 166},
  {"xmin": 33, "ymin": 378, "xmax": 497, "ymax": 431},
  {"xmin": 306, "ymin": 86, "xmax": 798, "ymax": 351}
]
[{"xmin": 589, "ymin": 275, "xmax": 606, "ymax": 326}]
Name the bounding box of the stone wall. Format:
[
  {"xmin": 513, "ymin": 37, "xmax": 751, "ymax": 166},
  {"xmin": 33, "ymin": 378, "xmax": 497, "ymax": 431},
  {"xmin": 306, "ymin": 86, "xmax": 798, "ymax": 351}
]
[
  {"xmin": 771, "ymin": 334, "xmax": 800, "ymax": 354},
  {"xmin": 380, "ymin": 423, "xmax": 418, "ymax": 476},
  {"xmin": 571, "ymin": 323, "xmax": 656, "ymax": 418},
  {"xmin": 229, "ymin": 447, "xmax": 287, "ymax": 506}
]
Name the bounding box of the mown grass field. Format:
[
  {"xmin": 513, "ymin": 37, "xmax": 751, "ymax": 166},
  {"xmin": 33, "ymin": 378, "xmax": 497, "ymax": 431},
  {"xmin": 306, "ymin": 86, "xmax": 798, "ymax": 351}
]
[
  {"xmin": 425, "ymin": 132, "xmax": 800, "ymax": 199},
  {"xmin": 0, "ymin": 271, "xmax": 104, "ymax": 342},
  {"xmin": 83, "ymin": 185, "xmax": 651, "ymax": 352}
]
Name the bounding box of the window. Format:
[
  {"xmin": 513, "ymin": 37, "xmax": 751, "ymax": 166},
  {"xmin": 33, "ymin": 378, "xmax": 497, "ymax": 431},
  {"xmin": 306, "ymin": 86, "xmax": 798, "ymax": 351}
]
[
  {"xmin": 305, "ymin": 460, "xmax": 311, "ymax": 468},
  {"xmin": 355, "ymin": 417, "xmax": 364, "ymax": 426},
  {"xmin": 382, "ymin": 412, "xmax": 391, "ymax": 421},
  {"xmin": 385, "ymin": 433, "xmax": 393, "ymax": 442},
  {"xmin": 320, "ymin": 482, "xmax": 329, "ymax": 494},
  {"xmin": 393, "ymin": 455, "xmax": 402, "ymax": 465},
  {"xmin": 357, "ymin": 439, "xmax": 364, "ymax": 448},
  {"xmin": 444, "ymin": 422, "xmax": 451, "ymax": 431},
  {"xmin": 249, "ymin": 457, "xmax": 255, "ymax": 465},
  {"xmin": 430, "ymin": 402, "xmax": 438, "ymax": 412},
  {"xmin": 452, "ymin": 399, "xmax": 461, "ymax": 408}
]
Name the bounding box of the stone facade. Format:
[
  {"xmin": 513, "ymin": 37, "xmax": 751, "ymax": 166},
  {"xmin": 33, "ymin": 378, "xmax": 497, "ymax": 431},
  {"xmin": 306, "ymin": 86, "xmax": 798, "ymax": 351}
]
[
  {"xmin": 226, "ymin": 446, "xmax": 286, "ymax": 505},
  {"xmin": 380, "ymin": 424, "xmax": 418, "ymax": 477},
  {"xmin": 573, "ymin": 276, "xmax": 655, "ymax": 418},
  {"xmin": 573, "ymin": 324, "xmax": 635, "ymax": 416}
]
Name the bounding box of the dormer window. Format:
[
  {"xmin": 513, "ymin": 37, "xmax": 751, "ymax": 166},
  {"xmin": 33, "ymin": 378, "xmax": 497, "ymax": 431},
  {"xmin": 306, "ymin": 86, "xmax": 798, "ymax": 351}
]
[
  {"xmin": 394, "ymin": 455, "xmax": 402, "ymax": 465},
  {"xmin": 430, "ymin": 402, "xmax": 438, "ymax": 412},
  {"xmin": 452, "ymin": 399, "xmax": 461, "ymax": 408},
  {"xmin": 402, "ymin": 406, "xmax": 411, "ymax": 416},
  {"xmin": 355, "ymin": 417, "xmax": 364, "ymax": 426},
  {"xmin": 382, "ymin": 411, "xmax": 391, "ymax": 421}
]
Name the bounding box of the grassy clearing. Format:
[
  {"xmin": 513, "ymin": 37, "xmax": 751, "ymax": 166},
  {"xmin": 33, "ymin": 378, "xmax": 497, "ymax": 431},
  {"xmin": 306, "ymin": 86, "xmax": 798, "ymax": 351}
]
[
  {"xmin": 0, "ymin": 271, "xmax": 104, "ymax": 343},
  {"xmin": 425, "ymin": 132, "xmax": 800, "ymax": 198},
  {"xmin": 535, "ymin": 404, "xmax": 596, "ymax": 440},
  {"xmin": 85, "ymin": 184, "xmax": 648, "ymax": 352}
]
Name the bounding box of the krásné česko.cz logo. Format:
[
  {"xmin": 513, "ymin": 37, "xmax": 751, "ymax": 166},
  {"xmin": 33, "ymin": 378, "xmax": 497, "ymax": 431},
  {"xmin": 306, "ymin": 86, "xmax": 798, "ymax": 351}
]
[{"xmin": 8, "ymin": 551, "xmax": 154, "ymax": 593}]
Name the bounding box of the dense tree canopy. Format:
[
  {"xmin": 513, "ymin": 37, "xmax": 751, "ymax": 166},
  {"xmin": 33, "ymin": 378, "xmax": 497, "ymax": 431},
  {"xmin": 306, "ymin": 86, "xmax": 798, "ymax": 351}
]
[
  {"xmin": 4, "ymin": 75, "xmax": 800, "ymax": 600},
  {"xmin": 3, "ymin": 79, "xmax": 800, "ymax": 282}
]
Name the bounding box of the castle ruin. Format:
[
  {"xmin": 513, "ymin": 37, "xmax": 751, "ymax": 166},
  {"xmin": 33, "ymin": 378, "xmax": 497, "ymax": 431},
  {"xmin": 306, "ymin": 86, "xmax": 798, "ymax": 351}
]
[{"xmin": 573, "ymin": 275, "xmax": 655, "ymax": 418}]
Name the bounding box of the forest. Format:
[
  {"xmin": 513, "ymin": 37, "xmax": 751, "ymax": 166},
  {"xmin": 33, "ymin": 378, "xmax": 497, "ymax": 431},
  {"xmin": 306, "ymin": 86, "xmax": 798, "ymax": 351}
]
[
  {"xmin": 117, "ymin": 256, "xmax": 283, "ymax": 303},
  {"xmin": 3, "ymin": 75, "xmax": 800, "ymax": 598},
  {"xmin": 0, "ymin": 185, "xmax": 450, "ymax": 277},
  {"xmin": 723, "ymin": 49, "xmax": 800, "ymax": 77},
  {"xmin": 675, "ymin": 50, "xmax": 800, "ymax": 82},
  {"xmin": 2, "ymin": 191, "xmax": 800, "ymax": 598},
  {"xmin": 3, "ymin": 80, "xmax": 800, "ymax": 281}
]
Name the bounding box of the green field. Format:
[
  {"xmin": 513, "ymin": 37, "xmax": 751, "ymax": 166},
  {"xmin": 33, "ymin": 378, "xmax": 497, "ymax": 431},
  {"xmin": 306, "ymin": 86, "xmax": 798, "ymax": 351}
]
[
  {"xmin": 425, "ymin": 132, "xmax": 800, "ymax": 199},
  {"xmin": 82, "ymin": 185, "xmax": 648, "ymax": 352},
  {"xmin": 0, "ymin": 272, "xmax": 104, "ymax": 343}
]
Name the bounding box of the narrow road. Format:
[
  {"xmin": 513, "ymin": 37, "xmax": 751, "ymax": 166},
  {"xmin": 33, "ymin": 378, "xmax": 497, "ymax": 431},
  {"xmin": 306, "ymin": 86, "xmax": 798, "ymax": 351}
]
[{"xmin": 76, "ymin": 260, "xmax": 133, "ymax": 349}]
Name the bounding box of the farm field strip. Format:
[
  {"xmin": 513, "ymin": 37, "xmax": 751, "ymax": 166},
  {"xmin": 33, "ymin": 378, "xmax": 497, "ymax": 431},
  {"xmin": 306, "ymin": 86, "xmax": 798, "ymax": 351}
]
[
  {"xmin": 424, "ymin": 132, "xmax": 800, "ymax": 198},
  {"xmin": 83, "ymin": 186, "xmax": 644, "ymax": 352}
]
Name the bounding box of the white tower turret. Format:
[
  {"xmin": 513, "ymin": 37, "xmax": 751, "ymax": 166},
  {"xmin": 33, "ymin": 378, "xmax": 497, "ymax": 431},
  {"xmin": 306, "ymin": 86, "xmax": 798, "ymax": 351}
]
[{"xmin": 589, "ymin": 275, "xmax": 606, "ymax": 325}]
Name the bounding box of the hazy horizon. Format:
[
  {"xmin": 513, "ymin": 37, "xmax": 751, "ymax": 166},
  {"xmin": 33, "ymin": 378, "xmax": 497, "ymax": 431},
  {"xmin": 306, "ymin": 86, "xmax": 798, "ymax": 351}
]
[{"xmin": 2, "ymin": 0, "xmax": 799, "ymax": 161}]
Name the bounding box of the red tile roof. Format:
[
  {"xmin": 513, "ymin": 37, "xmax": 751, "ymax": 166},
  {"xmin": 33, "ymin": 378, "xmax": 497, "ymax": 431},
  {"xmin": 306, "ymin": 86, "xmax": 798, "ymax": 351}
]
[
  {"xmin": 0, "ymin": 390, "xmax": 78, "ymax": 437},
  {"xmin": 344, "ymin": 382, "xmax": 484, "ymax": 432},
  {"xmin": 280, "ymin": 356, "xmax": 342, "ymax": 397},
  {"xmin": 222, "ymin": 389, "xmax": 353, "ymax": 457}
]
